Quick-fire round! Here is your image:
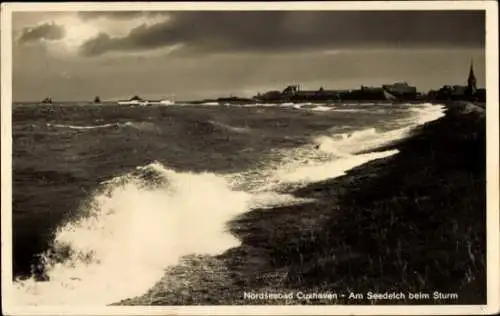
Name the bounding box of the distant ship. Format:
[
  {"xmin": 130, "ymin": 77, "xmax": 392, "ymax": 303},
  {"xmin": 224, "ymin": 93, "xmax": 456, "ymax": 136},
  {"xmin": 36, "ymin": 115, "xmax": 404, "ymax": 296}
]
[
  {"xmin": 117, "ymin": 95, "xmax": 175, "ymax": 106},
  {"xmin": 94, "ymin": 96, "xmax": 101, "ymax": 103},
  {"xmin": 40, "ymin": 97, "xmax": 53, "ymax": 104},
  {"xmin": 117, "ymin": 95, "xmax": 149, "ymax": 106}
]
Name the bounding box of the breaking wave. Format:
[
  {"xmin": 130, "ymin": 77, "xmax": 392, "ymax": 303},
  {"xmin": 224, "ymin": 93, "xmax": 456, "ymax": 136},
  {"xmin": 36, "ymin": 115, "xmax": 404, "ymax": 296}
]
[
  {"xmin": 46, "ymin": 121, "xmax": 162, "ymax": 133},
  {"xmin": 13, "ymin": 103, "xmax": 446, "ymax": 306},
  {"xmin": 313, "ymin": 127, "xmax": 407, "ymax": 156},
  {"xmin": 47, "ymin": 123, "xmax": 120, "ymax": 130},
  {"xmin": 198, "ymin": 102, "xmax": 219, "ymax": 106},
  {"xmin": 208, "ymin": 120, "xmax": 251, "ymax": 134},
  {"xmin": 410, "ymin": 103, "xmax": 447, "ymax": 125},
  {"xmin": 121, "ymin": 121, "xmax": 161, "ymax": 133},
  {"xmin": 316, "ymin": 103, "xmax": 445, "ymax": 155},
  {"xmin": 12, "ymin": 163, "xmax": 309, "ymax": 306},
  {"xmin": 230, "ymin": 102, "xmax": 335, "ymax": 111},
  {"xmin": 275, "ymin": 149, "xmax": 399, "ymax": 184},
  {"xmin": 266, "ymin": 103, "xmax": 446, "ymax": 188}
]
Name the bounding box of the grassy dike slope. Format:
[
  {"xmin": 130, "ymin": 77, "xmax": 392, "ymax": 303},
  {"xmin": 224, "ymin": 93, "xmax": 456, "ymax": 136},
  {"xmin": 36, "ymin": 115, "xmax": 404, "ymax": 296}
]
[{"xmin": 117, "ymin": 101, "xmax": 486, "ymax": 305}]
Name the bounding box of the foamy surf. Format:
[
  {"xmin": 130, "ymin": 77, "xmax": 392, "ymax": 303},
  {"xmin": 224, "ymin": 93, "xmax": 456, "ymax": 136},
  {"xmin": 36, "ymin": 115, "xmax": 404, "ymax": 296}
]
[
  {"xmin": 46, "ymin": 121, "xmax": 162, "ymax": 133},
  {"xmin": 410, "ymin": 103, "xmax": 447, "ymax": 124},
  {"xmin": 12, "ymin": 163, "xmax": 254, "ymax": 305},
  {"xmin": 308, "ymin": 105, "xmax": 333, "ymax": 112},
  {"xmin": 208, "ymin": 120, "xmax": 251, "ymax": 134},
  {"xmin": 275, "ymin": 150, "xmax": 399, "ymax": 184},
  {"xmin": 47, "ymin": 123, "xmax": 120, "ymax": 130},
  {"xmin": 13, "ymin": 103, "xmax": 447, "ymax": 306},
  {"xmin": 313, "ymin": 126, "xmax": 411, "ymax": 155},
  {"xmin": 12, "ymin": 161, "xmax": 312, "ymax": 306},
  {"xmin": 264, "ymin": 103, "xmax": 446, "ymax": 189},
  {"xmin": 225, "ymin": 103, "xmax": 442, "ymax": 192}
]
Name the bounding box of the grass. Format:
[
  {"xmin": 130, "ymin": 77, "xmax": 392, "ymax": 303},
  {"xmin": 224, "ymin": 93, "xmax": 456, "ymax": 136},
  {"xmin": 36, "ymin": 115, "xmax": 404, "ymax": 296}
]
[{"xmin": 117, "ymin": 101, "xmax": 486, "ymax": 305}]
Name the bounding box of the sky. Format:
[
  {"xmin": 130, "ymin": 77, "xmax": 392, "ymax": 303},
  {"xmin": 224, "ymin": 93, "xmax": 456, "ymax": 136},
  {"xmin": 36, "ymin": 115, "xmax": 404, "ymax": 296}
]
[{"xmin": 11, "ymin": 10, "xmax": 486, "ymax": 101}]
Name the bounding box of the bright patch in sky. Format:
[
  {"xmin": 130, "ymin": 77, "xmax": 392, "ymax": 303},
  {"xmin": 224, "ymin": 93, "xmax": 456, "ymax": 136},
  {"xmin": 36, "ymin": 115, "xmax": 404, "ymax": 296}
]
[
  {"xmin": 43, "ymin": 13, "xmax": 171, "ymax": 57},
  {"xmin": 48, "ymin": 16, "xmax": 100, "ymax": 55}
]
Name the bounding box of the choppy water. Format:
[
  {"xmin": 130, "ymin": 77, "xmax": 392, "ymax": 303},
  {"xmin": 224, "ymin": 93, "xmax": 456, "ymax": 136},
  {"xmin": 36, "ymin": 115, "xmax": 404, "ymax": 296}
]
[{"xmin": 11, "ymin": 101, "xmax": 446, "ymax": 305}]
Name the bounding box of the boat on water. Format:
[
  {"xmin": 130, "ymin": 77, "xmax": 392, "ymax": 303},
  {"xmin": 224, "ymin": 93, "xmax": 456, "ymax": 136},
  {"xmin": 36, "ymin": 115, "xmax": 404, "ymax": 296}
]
[
  {"xmin": 117, "ymin": 95, "xmax": 149, "ymax": 106},
  {"xmin": 117, "ymin": 95, "xmax": 175, "ymax": 106},
  {"xmin": 94, "ymin": 96, "xmax": 101, "ymax": 103},
  {"xmin": 40, "ymin": 97, "xmax": 53, "ymax": 105}
]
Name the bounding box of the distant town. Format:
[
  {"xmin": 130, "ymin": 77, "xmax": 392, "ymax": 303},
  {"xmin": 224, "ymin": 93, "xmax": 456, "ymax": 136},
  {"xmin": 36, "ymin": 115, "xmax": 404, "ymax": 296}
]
[
  {"xmin": 195, "ymin": 61, "xmax": 485, "ymax": 105},
  {"xmin": 39, "ymin": 61, "xmax": 485, "ymax": 105}
]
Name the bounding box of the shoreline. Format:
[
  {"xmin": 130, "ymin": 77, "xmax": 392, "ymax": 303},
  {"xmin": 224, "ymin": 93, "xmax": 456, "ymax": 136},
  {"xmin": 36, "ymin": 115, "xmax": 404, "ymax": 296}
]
[{"xmin": 118, "ymin": 100, "xmax": 486, "ymax": 305}]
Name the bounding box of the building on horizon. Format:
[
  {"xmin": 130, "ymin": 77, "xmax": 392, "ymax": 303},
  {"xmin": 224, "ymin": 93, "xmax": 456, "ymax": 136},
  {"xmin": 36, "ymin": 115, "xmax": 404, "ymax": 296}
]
[
  {"xmin": 427, "ymin": 60, "xmax": 485, "ymax": 102},
  {"xmin": 382, "ymin": 82, "xmax": 418, "ymax": 99},
  {"xmin": 253, "ymin": 81, "xmax": 418, "ymax": 102},
  {"xmin": 465, "ymin": 60, "xmax": 478, "ymax": 97}
]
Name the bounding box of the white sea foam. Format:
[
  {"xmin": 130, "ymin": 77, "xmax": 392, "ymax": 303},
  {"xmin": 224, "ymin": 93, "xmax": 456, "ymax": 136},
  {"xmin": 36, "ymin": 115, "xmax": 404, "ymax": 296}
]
[
  {"xmin": 12, "ymin": 163, "xmax": 251, "ymax": 305},
  {"xmin": 333, "ymin": 108, "xmax": 366, "ymax": 113},
  {"xmin": 268, "ymin": 102, "xmax": 446, "ymax": 188},
  {"xmin": 316, "ymin": 103, "xmax": 446, "ymax": 155},
  {"xmin": 47, "ymin": 123, "xmax": 119, "ymax": 130},
  {"xmin": 47, "ymin": 121, "xmax": 163, "ymax": 133},
  {"xmin": 228, "ymin": 102, "xmax": 443, "ymax": 191},
  {"xmin": 14, "ymin": 103, "xmax": 446, "ymax": 306},
  {"xmin": 275, "ymin": 103, "xmax": 335, "ymax": 112},
  {"xmin": 275, "ymin": 150, "xmax": 399, "ymax": 184},
  {"xmin": 208, "ymin": 120, "xmax": 251, "ymax": 134},
  {"xmin": 308, "ymin": 105, "xmax": 334, "ymax": 112},
  {"xmin": 410, "ymin": 103, "xmax": 447, "ymax": 124},
  {"xmin": 313, "ymin": 126, "xmax": 410, "ymax": 155},
  {"xmin": 122, "ymin": 121, "xmax": 161, "ymax": 133},
  {"xmin": 12, "ymin": 162, "xmax": 310, "ymax": 306},
  {"xmin": 264, "ymin": 128, "xmax": 405, "ymax": 190},
  {"xmin": 220, "ymin": 102, "xmax": 336, "ymax": 111}
]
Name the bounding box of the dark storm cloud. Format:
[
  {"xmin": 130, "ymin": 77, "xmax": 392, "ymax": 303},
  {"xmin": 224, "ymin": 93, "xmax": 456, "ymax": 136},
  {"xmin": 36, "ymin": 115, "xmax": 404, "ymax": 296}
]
[
  {"xmin": 79, "ymin": 10, "xmax": 485, "ymax": 57},
  {"xmin": 18, "ymin": 22, "xmax": 65, "ymax": 43}
]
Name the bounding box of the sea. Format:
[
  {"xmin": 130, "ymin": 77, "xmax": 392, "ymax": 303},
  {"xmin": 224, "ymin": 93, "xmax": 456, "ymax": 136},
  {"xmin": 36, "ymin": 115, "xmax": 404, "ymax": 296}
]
[{"xmin": 10, "ymin": 101, "xmax": 446, "ymax": 306}]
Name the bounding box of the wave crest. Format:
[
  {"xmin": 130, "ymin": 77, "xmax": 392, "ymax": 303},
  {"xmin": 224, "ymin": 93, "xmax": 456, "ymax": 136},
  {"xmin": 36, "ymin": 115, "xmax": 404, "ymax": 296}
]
[
  {"xmin": 13, "ymin": 163, "xmax": 252, "ymax": 305},
  {"xmin": 13, "ymin": 103, "xmax": 447, "ymax": 306},
  {"xmin": 47, "ymin": 123, "xmax": 120, "ymax": 130}
]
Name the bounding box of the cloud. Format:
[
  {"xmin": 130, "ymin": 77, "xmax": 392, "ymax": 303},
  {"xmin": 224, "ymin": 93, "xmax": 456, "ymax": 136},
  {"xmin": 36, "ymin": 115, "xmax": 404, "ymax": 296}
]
[
  {"xmin": 76, "ymin": 11, "xmax": 485, "ymax": 57},
  {"xmin": 18, "ymin": 22, "xmax": 66, "ymax": 43}
]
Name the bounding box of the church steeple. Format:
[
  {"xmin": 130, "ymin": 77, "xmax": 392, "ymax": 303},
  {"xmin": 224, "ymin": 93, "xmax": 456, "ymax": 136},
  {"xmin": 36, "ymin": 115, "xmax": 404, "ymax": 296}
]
[{"xmin": 466, "ymin": 59, "xmax": 477, "ymax": 96}]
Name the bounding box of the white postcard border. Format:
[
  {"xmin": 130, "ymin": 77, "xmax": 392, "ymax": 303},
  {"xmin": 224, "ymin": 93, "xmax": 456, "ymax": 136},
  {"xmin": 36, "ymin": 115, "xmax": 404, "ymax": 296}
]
[{"xmin": 1, "ymin": 2, "xmax": 498, "ymax": 315}]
